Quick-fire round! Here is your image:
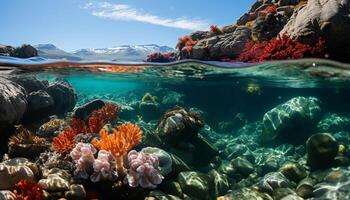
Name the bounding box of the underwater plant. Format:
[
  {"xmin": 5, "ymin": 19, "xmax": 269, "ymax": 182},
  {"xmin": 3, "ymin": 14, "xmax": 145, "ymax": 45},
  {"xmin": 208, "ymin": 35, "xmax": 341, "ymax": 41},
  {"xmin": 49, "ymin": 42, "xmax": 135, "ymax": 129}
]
[
  {"xmin": 91, "ymin": 122, "xmax": 143, "ymax": 175},
  {"xmin": 145, "ymin": 52, "xmax": 176, "ymax": 63},
  {"xmin": 235, "ymin": 34, "xmax": 326, "ymax": 62},
  {"xmin": 52, "ymin": 128, "xmax": 77, "ymax": 155},
  {"xmin": 124, "ymin": 150, "xmax": 163, "ymax": 189},
  {"xmin": 70, "ymin": 102, "xmax": 120, "ymax": 134},
  {"xmin": 210, "ymin": 25, "xmax": 224, "ymax": 35},
  {"xmin": 13, "ymin": 180, "xmax": 44, "ymax": 200}
]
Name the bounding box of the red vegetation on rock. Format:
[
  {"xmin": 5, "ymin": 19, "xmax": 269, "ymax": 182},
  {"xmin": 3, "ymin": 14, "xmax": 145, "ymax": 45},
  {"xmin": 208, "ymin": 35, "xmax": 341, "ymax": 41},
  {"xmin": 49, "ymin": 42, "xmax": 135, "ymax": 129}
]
[
  {"xmin": 259, "ymin": 5, "xmax": 277, "ymax": 17},
  {"xmin": 13, "ymin": 180, "xmax": 43, "ymax": 200},
  {"xmin": 176, "ymin": 35, "xmax": 193, "ymax": 50},
  {"xmin": 231, "ymin": 35, "xmax": 326, "ymax": 63},
  {"xmin": 70, "ymin": 102, "xmax": 120, "ymax": 134},
  {"xmin": 210, "ymin": 25, "xmax": 224, "ymax": 35},
  {"xmin": 145, "ymin": 52, "xmax": 176, "ymax": 63},
  {"xmin": 52, "ymin": 128, "xmax": 76, "ymax": 154}
]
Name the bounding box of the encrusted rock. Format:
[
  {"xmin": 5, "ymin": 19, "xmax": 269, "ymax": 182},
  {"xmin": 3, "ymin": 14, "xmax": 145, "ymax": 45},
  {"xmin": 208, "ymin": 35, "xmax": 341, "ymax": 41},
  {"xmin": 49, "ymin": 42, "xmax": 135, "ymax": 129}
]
[
  {"xmin": 0, "ymin": 164, "xmax": 35, "ymax": 190},
  {"xmin": 177, "ymin": 171, "xmax": 211, "ymax": 200},
  {"xmin": 73, "ymin": 99, "xmax": 105, "ymax": 120}
]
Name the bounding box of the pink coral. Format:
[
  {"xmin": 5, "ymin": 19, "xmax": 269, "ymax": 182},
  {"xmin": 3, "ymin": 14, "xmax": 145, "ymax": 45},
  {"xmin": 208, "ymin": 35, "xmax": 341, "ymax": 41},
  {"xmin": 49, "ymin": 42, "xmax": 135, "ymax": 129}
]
[
  {"xmin": 90, "ymin": 150, "xmax": 117, "ymax": 182},
  {"xmin": 70, "ymin": 142, "xmax": 96, "ymax": 179},
  {"xmin": 124, "ymin": 150, "xmax": 163, "ymax": 189}
]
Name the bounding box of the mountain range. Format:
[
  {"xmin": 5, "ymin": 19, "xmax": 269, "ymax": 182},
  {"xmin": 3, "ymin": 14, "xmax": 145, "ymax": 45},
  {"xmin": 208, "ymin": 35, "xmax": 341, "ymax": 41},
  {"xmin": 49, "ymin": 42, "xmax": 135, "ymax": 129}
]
[{"xmin": 35, "ymin": 44, "xmax": 174, "ymax": 61}]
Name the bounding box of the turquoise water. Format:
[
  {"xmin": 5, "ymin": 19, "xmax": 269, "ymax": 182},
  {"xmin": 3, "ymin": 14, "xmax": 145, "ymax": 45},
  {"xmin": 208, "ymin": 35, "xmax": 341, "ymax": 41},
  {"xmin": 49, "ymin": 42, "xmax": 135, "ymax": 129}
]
[{"xmin": 2, "ymin": 57, "xmax": 350, "ymax": 199}]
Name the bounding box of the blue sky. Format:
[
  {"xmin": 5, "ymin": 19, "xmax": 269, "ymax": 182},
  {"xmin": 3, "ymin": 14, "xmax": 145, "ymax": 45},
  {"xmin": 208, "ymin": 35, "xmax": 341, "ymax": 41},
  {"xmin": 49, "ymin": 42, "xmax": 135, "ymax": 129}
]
[{"xmin": 0, "ymin": 0, "xmax": 255, "ymax": 51}]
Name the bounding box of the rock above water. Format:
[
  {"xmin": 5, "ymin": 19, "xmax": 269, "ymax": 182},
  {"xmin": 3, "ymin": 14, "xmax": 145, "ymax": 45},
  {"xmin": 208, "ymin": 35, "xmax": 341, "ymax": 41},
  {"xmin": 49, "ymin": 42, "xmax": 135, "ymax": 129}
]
[
  {"xmin": 261, "ymin": 97, "xmax": 322, "ymax": 144},
  {"xmin": 9, "ymin": 44, "xmax": 38, "ymax": 58},
  {"xmin": 280, "ymin": 0, "xmax": 350, "ymax": 62},
  {"xmin": 0, "ymin": 77, "xmax": 27, "ymax": 125},
  {"xmin": 306, "ymin": 133, "xmax": 338, "ymax": 170}
]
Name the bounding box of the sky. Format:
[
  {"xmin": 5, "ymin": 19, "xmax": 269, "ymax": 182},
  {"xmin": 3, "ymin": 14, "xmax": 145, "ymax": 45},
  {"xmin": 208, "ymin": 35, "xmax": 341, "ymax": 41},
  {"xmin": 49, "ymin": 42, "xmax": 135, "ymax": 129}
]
[{"xmin": 0, "ymin": 0, "xmax": 255, "ymax": 51}]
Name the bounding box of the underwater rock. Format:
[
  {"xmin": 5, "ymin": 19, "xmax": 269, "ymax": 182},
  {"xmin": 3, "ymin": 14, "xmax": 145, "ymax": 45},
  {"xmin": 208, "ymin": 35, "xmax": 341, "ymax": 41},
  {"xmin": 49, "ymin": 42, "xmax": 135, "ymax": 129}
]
[
  {"xmin": 261, "ymin": 96, "xmax": 322, "ymax": 144},
  {"xmin": 296, "ymin": 177, "xmax": 316, "ymax": 199},
  {"xmin": 0, "ymin": 77, "xmax": 27, "ymax": 125},
  {"xmin": 218, "ymin": 188, "xmax": 273, "ymax": 200},
  {"xmin": 65, "ymin": 184, "xmax": 86, "ymax": 200},
  {"xmin": 209, "ymin": 169, "xmax": 230, "ymax": 197},
  {"xmin": 161, "ymin": 91, "xmax": 184, "ymax": 108},
  {"xmin": 280, "ymin": 0, "xmax": 350, "ymax": 62},
  {"xmin": 2, "ymin": 158, "xmax": 39, "ymax": 178},
  {"xmin": 177, "ymin": 171, "xmax": 211, "ymax": 200},
  {"xmin": 160, "ymin": 181, "xmax": 184, "ymax": 198},
  {"xmin": 39, "ymin": 168, "xmax": 71, "ymax": 192},
  {"xmin": 47, "ymin": 80, "xmax": 77, "ymax": 115},
  {"xmin": 306, "ymin": 133, "xmax": 338, "ymax": 170},
  {"xmin": 312, "ymin": 176, "xmax": 350, "ymax": 199},
  {"xmin": 0, "ymin": 164, "xmax": 35, "ymax": 190},
  {"xmin": 157, "ymin": 107, "xmax": 204, "ymax": 145},
  {"xmin": 231, "ymin": 157, "xmax": 255, "ymax": 178},
  {"xmin": 73, "ymin": 99, "xmax": 105, "ymax": 120},
  {"xmin": 317, "ymin": 113, "xmax": 350, "ymax": 133},
  {"xmin": 139, "ymin": 92, "xmax": 161, "ymax": 121},
  {"xmin": 141, "ymin": 147, "xmax": 173, "ymax": 176},
  {"xmin": 27, "ymin": 90, "xmax": 54, "ymax": 112},
  {"xmin": 279, "ymin": 162, "xmax": 307, "ymax": 183},
  {"xmin": 0, "ymin": 191, "xmax": 16, "ymax": 200},
  {"xmin": 169, "ymin": 154, "xmax": 191, "ymax": 176},
  {"xmin": 9, "ymin": 75, "xmax": 48, "ymax": 94},
  {"xmin": 119, "ymin": 104, "xmax": 137, "ymax": 121},
  {"xmin": 259, "ymin": 172, "xmax": 294, "ymax": 194}
]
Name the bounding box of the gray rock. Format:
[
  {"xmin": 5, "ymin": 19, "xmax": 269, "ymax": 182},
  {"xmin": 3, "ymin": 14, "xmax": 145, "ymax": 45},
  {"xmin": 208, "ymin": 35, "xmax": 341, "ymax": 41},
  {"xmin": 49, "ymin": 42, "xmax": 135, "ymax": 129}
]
[
  {"xmin": 47, "ymin": 80, "xmax": 77, "ymax": 115},
  {"xmin": 189, "ymin": 31, "xmax": 209, "ymax": 41},
  {"xmin": 277, "ymin": 5, "xmax": 295, "ymax": 17},
  {"xmin": 252, "ymin": 13, "xmax": 288, "ymax": 42},
  {"xmin": 178, "ymin": 171, "xmax": 211, "ymax": 200},
  {"xmin": 209, "ymin": 169, "xmax": 229, "ymax": 197},
  {"xmin": 65, "ymin": 184, "xmax": 86, "ymax": 200},
  {"xmin": 222, "ymin": 25, "xmax": 237, "ymax": 34},
  {"xmin": 10, "ymin": 44, "xmax": 37, "ymax": 58},
  {"xmin": 0, "ymin": 77, "xmax": 27, "ymax": 125},
  {"xmin": 141, "ymin": 147, "xmax": 173, "ymax": 176},
  {"xmin": 73, "ymin": 99, "xmax": 105, "ymax": 120},
  {"xmin": 220, "ymin": 188, "xmax": 273, "ymax": 200},
  {"xmin": 0, "ymin": 164, "xmax": 35, "ymax": 190},
  {"xmin": 296, "ymin": 177, "xmax": 316, "ymax": 198},
  {"xmin": 9, "ymin": 75, "xmax": 48, "ymax": 93},
  {"xmin": 0, "ymin": 45, "xmax": 15, "ymax": 56},
  {"xmin": 261, "ymin": 97, "xmax": 322, "ymax": 144},
  {"xmin": 27, "ymin": 90, "xmax": 54, "ymax": 112},
  {"xmin": 259, "ymin": 172, "xmax": 294, "ymax": 194},
  {"xmin": 231, "ymin": 157, "xmax": 255, "ymax": 178},
  {"xmin": 279, "ymin": 162, "xmax": 307, "ymax": 183},
  {"xmin": 0, "ymin": 191, "xmax": 16, "ymax": 200},
  {"xmin": 38, "ymin": 175, "xmax": 70, "ymax": 192},
  {"xmin": 306, "ymin": 133, "xmax": 338, "ymax": 170},
  {"xmin": 280, "ymin": 0, "xmax": 350, "ymax": 61}
]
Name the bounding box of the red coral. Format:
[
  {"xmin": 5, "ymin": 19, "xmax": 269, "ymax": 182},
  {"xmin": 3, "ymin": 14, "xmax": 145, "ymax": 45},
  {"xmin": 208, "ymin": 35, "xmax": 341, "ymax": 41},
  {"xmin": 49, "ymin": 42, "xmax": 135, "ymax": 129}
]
[
  {"xmin": 145, "ymin": 52, "xmax": 176, "ymax": 63},
  {"xmin": 52, "ymin": 128, "xmax": 76, "ymax": 154},
  {"xmin": 235, "ymin": 35, "xmax": 326, "ymax": 63},
  {"xmin": 210, "ymin": 25, "xmax": 223, "ymax": 35},
  {"xmin": 13, "ymin": 180, "xmax": 43, "ymax": 200},
  {"xmin": 176, "ymin": 35, "xmax": 193, "ymax": 50},
  {"xmin": 69, "ymin": 103, "xmax": 120, "ymax": 134}
]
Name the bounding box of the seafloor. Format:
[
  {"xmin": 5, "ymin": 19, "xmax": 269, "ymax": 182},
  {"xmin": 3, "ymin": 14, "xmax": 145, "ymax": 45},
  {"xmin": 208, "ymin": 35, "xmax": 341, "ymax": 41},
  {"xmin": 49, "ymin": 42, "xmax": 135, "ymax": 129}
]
[{"xmin": 1, "ymin": 61, "xmax": 350, "ymax": 200}]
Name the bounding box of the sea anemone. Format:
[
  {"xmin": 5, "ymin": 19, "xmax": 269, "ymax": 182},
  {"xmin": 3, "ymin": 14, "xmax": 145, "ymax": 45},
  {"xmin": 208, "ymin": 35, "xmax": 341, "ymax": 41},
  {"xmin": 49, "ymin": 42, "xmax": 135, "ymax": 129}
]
[
  {"xmin": 13, "ymin": 180, "xmax": 44, "ymax": 200},
  {"xmin": 91, "ymin": 122, "xmax": 143, "ymax": 175},
  {"xmin": 52, "ymin": 129, "xmax": 77, "ymax": 155}
]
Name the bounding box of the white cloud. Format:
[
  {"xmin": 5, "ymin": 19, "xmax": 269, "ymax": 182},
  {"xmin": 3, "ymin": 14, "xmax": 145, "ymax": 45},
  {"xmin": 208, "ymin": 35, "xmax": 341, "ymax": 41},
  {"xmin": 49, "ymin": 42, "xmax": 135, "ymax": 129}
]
[{"xmin": 82, "ymin": 2, "xmax": 209, "ymax": 31}]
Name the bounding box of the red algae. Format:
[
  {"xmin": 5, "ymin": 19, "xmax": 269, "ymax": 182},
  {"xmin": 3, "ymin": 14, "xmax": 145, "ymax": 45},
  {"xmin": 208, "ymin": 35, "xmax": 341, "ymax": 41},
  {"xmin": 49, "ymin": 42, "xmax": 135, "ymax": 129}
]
[{"xmin": 13, "ymin": 180, "xmax": 43, "ymax": 200}]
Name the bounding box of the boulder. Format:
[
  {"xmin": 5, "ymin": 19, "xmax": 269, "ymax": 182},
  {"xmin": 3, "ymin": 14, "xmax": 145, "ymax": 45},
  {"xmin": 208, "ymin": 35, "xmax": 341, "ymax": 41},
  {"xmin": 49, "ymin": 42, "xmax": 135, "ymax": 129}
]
[
  {"xmin": 0, "ymin": 77, "xmax": 27, "ymax": 125},
  {"xmin": 47, "ymin": 81, "xmax": 77, "ymax": 115},
  {"xmin": 73, "ymin": 99, "xmax": 105, "ymax": 120},
  {"xmin": 178, "ymin": 171, "xmax": 211, "ymax": 200},
  {"xmin": 10, "ymin": 44, "xmax": 38, "ymax": 58},
  {"xmin": 27, "ymin": 90, "xmax": 54, "ymax": 112},
  {"xmin": 252, "ymin": 13, "xmax": 289, "ymax": 41},
  {"xmin": 0, "ymin": 164, "xmax": 35, "ymax": 190},
  {"xmin": 259, "ymin": 172, "xmax": 294, "ymax": 194},
  {"xmin": 0, "ymin": 191, "xmax": 16, "ymax": 200},
  {"xmin": 0, "ymin": 45, "xmax": 14, "ymax": 56},
  {"xmin": 261, "ymin": 97, "xmax": 322, "ymax": 144},
  {"xmin": 9, "ymin": 75, "xmax": 48, "ymax": 93},
  {"xmin": 280, "ymin": 0, "xmax": 350, "ymax": 61},
  {"xmin": 306, "ymin": 133, "xmax": 338, "ymax": 170}
]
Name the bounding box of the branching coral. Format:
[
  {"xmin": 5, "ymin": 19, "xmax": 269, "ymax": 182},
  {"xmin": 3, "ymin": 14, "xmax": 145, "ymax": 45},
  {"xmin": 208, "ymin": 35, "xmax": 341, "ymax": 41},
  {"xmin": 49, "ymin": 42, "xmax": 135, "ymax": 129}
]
[
  {"xmin": 52, "ymin": 129, "xmax": 76, "ymax": 155},
  {"xmin": 145, "ymin": 52, "xmax": 176, "ymax": 63},
  {"xmin": 13, "ymin": 180, "xmax": 43, "ymax": 200},
  {"xmin": 70, "ymin": 103, "xmax": 120, "ymax": 134},
  {"xmin": 9, "ymin": 125, "xmax": 46, "ymax": 146},
  {"xmin": 124, "ymin": 150, "xmax": 163, "ymax": 189},
  {"xmin": 91, "ymin": 122, "xmax": 143, "ymax": 174},
  {"xmin": 210, "ymin": 25, "xmax": 224, "ymax": 35},
  {"xmin": 235, "ymin": 34, "xmax": 326, "ymax": 62}
]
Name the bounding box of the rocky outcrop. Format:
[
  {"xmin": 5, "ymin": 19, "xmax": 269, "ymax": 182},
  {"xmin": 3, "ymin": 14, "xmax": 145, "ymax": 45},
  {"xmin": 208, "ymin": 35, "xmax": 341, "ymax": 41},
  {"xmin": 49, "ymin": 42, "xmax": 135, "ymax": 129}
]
[
  {"xmin": 10, "ymin": 44, "xmax": 38, "ymax": 58},
  {"xmin": 280, "ymin": 0, "xmax": 350, "ymax": 61},
  {"xmin": 178, "ymin": 0, "xmax": 350, "ymax": 62}
]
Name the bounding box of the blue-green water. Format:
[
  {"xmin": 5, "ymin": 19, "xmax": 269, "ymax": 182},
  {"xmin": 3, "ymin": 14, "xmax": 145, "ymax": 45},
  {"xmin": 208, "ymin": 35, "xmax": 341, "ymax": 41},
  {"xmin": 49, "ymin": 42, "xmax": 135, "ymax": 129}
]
[{"xmin": 2, "ymin": 57, "xmax": 350, "ymax": 199}]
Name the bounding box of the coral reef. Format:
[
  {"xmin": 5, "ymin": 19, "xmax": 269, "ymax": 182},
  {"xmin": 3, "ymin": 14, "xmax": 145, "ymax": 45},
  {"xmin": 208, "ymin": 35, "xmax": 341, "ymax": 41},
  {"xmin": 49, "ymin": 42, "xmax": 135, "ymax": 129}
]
[
  {"xmin": 52, "ymin": 129, "xmax": 77, "ymax": 155},
  {"xmin": 13, "ymin": 180, "xmax": 43, "ymax": 200},
  {"xmin": 124, "ymin": 150, "xmax": 163, "ymax": 189}
]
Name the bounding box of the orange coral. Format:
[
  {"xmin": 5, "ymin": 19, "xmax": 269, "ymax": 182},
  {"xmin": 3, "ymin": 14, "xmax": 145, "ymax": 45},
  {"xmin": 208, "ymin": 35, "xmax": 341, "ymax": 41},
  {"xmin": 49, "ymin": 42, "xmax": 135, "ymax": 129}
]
[
  {"xmin": 52, "ymin": 129, "xmax": 76, "ymax": 154},
  {"xmin": 91, "ymin": 122, "xmax": 142, "ymax": 158}
]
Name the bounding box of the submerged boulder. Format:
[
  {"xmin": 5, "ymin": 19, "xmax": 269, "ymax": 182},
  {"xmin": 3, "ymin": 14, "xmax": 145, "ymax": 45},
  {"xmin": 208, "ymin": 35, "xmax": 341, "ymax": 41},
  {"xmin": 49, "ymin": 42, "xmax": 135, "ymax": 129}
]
[
  {"xmin": 306, "ymin": 133, "xmax": 338, "ymax": 170},
  {"xmin": 73, "ymin": 99, "xmax": 105, "ymax": 120},
  {"xmin": 261, "ymin": 96, "xmax": 322, "ymax": 144},
  {"xmin": 0, "ymin": 77, "xmax": 27, "ymax": 125},
  {"xmin": 47, "ymin": 81, "xmax": 77, "ymax": 115}
]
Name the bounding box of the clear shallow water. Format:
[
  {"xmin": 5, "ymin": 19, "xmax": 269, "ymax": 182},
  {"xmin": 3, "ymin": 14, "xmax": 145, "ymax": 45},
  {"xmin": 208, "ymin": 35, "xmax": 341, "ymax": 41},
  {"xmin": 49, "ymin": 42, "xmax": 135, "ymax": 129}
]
[{"xmin": 2, "ymin": 57, "xmax": 350, "ymax": 199}]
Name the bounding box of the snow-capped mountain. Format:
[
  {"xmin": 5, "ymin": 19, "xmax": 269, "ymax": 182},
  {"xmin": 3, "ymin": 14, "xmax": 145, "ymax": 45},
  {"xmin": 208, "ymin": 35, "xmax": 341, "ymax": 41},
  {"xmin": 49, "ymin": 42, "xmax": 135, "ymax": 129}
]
[
  {"xmin": 71, "ymin": 44, "xmax": 174, "ymax": 61},
  {"xmin": 35, "ymin": 44, "xmax": 174, "ymax": 61}
]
